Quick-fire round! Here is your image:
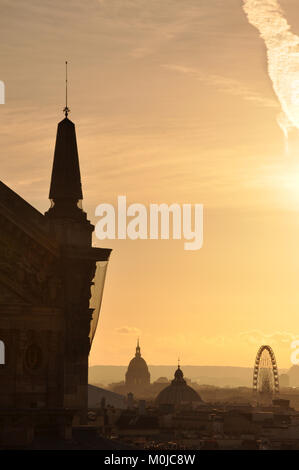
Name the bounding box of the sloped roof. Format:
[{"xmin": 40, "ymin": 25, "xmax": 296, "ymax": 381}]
[{"xmin": 0, "ymin": 181, "xmax": 59, "ymax": 255}]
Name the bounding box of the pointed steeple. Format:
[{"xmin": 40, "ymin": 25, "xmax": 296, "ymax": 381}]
[
  {"xmin": 48, "ymin": 117, "xmax": 83, "ymax": 204},
  {"xmin": 47, "ymin": 61, "xmax": 84, "ymax": 219},
  {"xmin": 45, "ymin": 114, "xmax": 94, "ymax": 248}
]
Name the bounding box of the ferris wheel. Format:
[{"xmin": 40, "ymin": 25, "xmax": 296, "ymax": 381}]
[{"xmin": 253, "ymin": 345, "xmax": 279, "ymax": 395}]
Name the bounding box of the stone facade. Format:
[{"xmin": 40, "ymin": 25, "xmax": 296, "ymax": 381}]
[{"xmin": 0, "ymin": 116, "xmax": 111, "ymax": 445}]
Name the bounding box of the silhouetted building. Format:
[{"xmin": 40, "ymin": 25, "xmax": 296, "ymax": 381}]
[
  {"xmin": 0, "ymin": 113, "xmax": 111, "ymax": 445},
  {"xmin": 125, "ymin": 340, "xmax": 150, "ymax": 389},
  {"xmin": 116, "ymin": 410, "xmax": 159, "ymax": 440},
  {"xmin": 156, "ymin": 365, "xmax": 203, "ymax": 406}
]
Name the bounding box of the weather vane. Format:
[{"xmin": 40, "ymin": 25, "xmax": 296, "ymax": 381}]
[{"xmin": 63, "ymin": 60, "xmax": 70, "ymax": 118}]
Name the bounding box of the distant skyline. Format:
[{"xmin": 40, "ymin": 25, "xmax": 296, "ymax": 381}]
[{"xmin": 2, "ymin": 0, "xmax": 299, "ymax": 368}]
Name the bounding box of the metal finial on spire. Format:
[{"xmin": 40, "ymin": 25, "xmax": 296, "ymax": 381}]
[
  {"xmin": 178, "ymin": 357, "xmax": 180, "ymax": 368},
  {"xmin": 63, "ymin": 61, "xmax": 70, "ymax": 118},
  {"xmin": 136, "ymin": 337, "xmax": 141, "ymax": 357}
]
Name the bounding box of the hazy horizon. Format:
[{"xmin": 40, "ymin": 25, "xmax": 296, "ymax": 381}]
[{"xmin": 88, "ymin": 363, "xmax": 291, "ymax": 388}]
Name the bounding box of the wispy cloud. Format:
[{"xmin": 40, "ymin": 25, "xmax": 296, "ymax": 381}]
[
  {"xmin": 115, "ymin": 326, "xmax": 141, "ymax": 335},
  {"xmin": 193, "ymin": 330, "xmax": 299, "ymax": 349},
  {"xmin": 243, "ymin": 0, "xmax": 299, "ymax": 139},
  {"xmin": 201, "ymin": 335, "xmax": 229, "ymax": 346},
  {"xmin": 162, "ymin": 63, "xmax": 278, "ymax": 109},
  {"xmin": 239, "ymin": 329, "xmax": 299, "ymax": 346},
  {"xmin": 97, "ymin": 0, "xmax": 205, "ymax": 59}
]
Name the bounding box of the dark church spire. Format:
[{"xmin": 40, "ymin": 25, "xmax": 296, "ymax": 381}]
[
  {"xmin": 48, "ymin": 61, "xmax": 83, "ymax": 213},
  {"xmin": 45, "ymin": 63, "xmax": 94, "ymax": 246},
  {"xmin": 48, "ymin": 117, "xmax": 83, "ymax": 203}
]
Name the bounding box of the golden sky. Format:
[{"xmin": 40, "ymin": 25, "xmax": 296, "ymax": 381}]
[{"xmin": 1, "ymin": 0, "xmax": 299, "ymax": 368}]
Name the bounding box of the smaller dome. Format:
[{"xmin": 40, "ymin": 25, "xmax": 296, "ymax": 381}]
[
  {"xmin": 155, "ymin": 364, "xmax": 203, "ymax": 406},
  {"xmin": 125, "ymin": 340, "xmax": 150, "ymax": 387},
  {"xmin": 127, "ymin": 356, "xmax": 149, "ymax": 375}
]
